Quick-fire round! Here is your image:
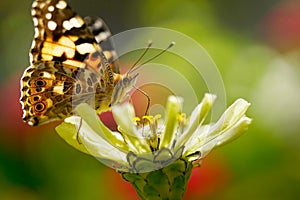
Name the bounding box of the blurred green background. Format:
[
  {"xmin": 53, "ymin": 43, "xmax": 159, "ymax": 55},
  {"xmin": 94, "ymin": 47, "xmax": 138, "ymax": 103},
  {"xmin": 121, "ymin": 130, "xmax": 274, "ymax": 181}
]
[{"xmin": 1, "ymin": 0, "xmax": 300, "ymax": 199}]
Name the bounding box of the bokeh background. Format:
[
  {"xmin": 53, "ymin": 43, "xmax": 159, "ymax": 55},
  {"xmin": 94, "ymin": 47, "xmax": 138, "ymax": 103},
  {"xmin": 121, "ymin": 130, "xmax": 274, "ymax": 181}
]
[{"xmin": 1, "ymin": 0, "xmax": 300, "ymax": 199}]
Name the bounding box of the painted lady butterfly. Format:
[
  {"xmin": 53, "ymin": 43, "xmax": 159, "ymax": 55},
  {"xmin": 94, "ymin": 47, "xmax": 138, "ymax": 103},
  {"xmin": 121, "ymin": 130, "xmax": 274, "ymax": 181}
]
[{"xmin": 20, "ymin": 0, "xmax": 137, "ymax": 126}]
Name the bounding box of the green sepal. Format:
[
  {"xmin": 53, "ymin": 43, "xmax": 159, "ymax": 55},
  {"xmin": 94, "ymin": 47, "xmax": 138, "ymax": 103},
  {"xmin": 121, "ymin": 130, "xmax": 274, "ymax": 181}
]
[{"xmin": 120, "ymin": 158, "xmax": 193, "ymax": 200}]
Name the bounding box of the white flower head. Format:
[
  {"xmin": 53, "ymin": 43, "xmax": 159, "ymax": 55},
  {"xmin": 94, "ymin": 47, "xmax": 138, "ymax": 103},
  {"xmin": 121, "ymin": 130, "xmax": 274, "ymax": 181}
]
[{"xmin": 56, "ymin": 93, "xmax": 251, "ymax": 173}]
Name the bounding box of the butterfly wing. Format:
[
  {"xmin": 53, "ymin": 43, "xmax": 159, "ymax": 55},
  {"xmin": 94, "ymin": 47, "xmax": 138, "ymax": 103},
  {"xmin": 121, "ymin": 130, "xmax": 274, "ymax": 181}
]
[
  {"xmin": 21, "ymin": 0, "xmax": 115, "ymax": 126},
  {"xmin": 30, "ymin": 0, "xmax": 100, "ymax": 65},
  {"xmin": 84, "ymin": 16, "xmax": 120, "ymax": 73}
]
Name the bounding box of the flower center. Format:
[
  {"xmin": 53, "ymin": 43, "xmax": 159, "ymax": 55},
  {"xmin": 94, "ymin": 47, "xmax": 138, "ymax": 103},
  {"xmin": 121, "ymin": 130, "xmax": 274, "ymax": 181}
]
[{"xmin": 134, "ymin": 115, "xmax": 162, "ymax": 151}]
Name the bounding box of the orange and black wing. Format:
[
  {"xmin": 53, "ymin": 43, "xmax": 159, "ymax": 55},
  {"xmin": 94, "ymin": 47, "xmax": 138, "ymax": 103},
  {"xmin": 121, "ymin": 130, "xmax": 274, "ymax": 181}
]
[{"xmin": 20, "ymin": 0, "xmax": 115, "ymax": 126}]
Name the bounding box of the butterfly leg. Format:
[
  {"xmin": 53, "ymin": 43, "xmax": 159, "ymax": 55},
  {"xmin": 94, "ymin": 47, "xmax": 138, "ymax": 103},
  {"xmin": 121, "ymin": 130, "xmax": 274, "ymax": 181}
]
[
  {"xmin": 133, "ymin": 86, "xmax": 151, "ymax": 116},
  {"xmin": 133, "ymin": 86, "xmax": 152, "ymax": 138}
]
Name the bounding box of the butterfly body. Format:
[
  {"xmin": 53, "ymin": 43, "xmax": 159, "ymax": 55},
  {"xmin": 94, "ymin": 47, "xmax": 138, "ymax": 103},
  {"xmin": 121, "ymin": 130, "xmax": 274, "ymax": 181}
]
[{"xmin": 20, "ymin": 0, "xmax": 135, "ymax": 126}]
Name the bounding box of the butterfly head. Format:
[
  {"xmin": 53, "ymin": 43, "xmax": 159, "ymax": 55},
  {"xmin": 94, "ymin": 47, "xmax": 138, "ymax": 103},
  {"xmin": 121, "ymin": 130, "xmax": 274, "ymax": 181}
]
[{"xmin": 111, "ymin": 72, "xmax": 138, "ymax": 106}]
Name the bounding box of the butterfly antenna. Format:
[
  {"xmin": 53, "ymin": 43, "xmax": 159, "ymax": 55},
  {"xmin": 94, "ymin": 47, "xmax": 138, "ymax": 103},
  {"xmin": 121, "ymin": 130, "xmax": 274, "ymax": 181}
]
[
  {"xmin": 129, "ymin": 41, "xmax": 175, "ymax": 74},
  {"xmin": 129, "ymin": 40, "xmax": 153, "ymax": 72}
]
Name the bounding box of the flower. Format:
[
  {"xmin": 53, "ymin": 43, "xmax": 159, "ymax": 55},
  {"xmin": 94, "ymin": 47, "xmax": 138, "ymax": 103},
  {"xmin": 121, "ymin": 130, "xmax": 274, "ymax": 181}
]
[{"xmin": 56, "ymin": 93, "xmax": 251, "ymax": 199}]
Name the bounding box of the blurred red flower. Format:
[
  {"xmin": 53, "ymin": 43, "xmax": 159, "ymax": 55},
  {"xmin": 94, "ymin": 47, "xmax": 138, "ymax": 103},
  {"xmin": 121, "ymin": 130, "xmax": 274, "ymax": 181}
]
[
  {"xmin": 261, "ymin": 1, "xmax": 300, "ymax": 51},
  {"xmin": 184, "ymin": 155, "xmax": 230, "ymax": 199}
]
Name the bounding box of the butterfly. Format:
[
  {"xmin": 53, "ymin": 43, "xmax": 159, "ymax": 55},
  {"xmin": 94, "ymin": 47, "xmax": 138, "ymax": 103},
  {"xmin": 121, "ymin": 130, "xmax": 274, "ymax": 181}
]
[{"xmin": 20, "ymin": 0, "xmax": 137, "ymax": 126}]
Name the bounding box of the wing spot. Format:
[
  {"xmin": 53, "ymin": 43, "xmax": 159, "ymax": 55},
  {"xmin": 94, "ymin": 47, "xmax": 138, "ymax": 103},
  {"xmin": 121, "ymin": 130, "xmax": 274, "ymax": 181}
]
[
  {"xmin": 40, "ymin": 71, "xmax": 52, "ymax": 78},
  {"xmin": 42, "ymin": 36, "xmax": 75, "ymax": 59},
  {"xmin": 63, "ymin": 20, "xmax": 73, "ymax": 30},
  {"xmin": 45, "ymin": 13, "xmax": 52, "ymax": 20},
  {"xmin": 28, "ymin": 120, "xmax": 35, "ymax": 126},
  {"xmin": 33, "ymin": 17, "xmax": 38, "ymax": 26},
  {"xmin": 48, "ymin": 5, "xmax": 55, "ymax": 12},
  {"xmin": 26, "ymin": 68, "xmax": 35, "ymax": 73},
  {"xmin": 90, "ymin": 73, "xmax": 98, "ymax": 83},
  {"xmin": 63, "ymin": 60, "xmax": 85, "ymax": 68},
  {"xmin": 76, "ymin": 43, "xmax": 95, "ymax": 55},
  {"xmin": 22, "ymin": 111, "xmax": 27, "ymax": 119},
  {"xmin": 87, "ymin": 77, "xmax": 92, "ymax": 86},
  {"xmin": 96, "ymin": 32, "xmax": 110, "ymax": 42},
  {"xmin": 31, "ymin": 9, "xmax": 36, "ymax": 16},
  {"xmin": 35, "ymin": 102, "xmax": 45, "ymax": 112},
  {"xmin": 22, "ymin": 86, "xmax": 29, "ymax": 91},
  {"xmin": 33, "ymin": 96, "xmax": 40, "ymax": 102},
  {"xmin": 70, "ymin": 17, "xmax": 84, "ymax": 28},
  {"xmin": 75, "ymin": 84, "xmax": 81, "ymax": 94},
  {"xmin": 48, "ymin": 21, "xmax": 57, "ymax": 31},
  {"xmin": 22, "ymin": 76, "xmax": 30, "ymax": 82},
  {"xmin": 88, "ymin": 87, "xmax": 94, "ymax": 93},
  {"xmin": 93, "ymin": 19, "xmax": 103, "ymax": 29},
  {"xmin": 56, "ymin": 0, "xmax": 67, "ymax": 9},
  {"xmin": 32, "ymin": 1, "xmax": 38, "ymax": 8},
  {"xmin": 35, "ymin": 80, "xmax": 46, "ymax": 87},
  {"xmin": 31, "ymin": 40, "xmax": 36, "ymax": 49},
  {"xmin": 53, "ymin": 85, "xmax": 64, "ymax": 94},
  {"xmin": 34, "ymin": 28, "xmax": 39, "ymax": 38}
]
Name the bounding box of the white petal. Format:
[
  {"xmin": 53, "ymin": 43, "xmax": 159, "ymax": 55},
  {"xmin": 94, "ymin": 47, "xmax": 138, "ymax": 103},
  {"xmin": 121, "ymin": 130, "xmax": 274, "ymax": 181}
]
[
  {"xmin": 56, "ymin": 116, "xmax": 129, "ymax": 169},
  {"xmin": 215, "ymin": 116, "xmax": 252, "ymax": 147},
  {"xmin": 175, "ymin": 93, "xmax": 216, "ymax": 150},
  {"xmin": 75, "ymin": 103, "xmax": 130, "ymax": 152},
  {"xmin": 112, "ymin": 103, "xmax": 137, "ymax": 137},
  {"xmin": 184, "ymin": 98, "xmax": 251, "ymax": 157},
  {"xmin": 160, "ymin": 96, "xmax": 183, "ymax": 149},
  {"xmin": 112, "ymin": 103, "xmax": 150, "ymax": 153},
  {"xmin": 192, "ymin": 116, "xmax": 251, "ymax": 158},
  {"xmin": 212, "ymin": 98, "xmax": 251, "ymax": 135}
]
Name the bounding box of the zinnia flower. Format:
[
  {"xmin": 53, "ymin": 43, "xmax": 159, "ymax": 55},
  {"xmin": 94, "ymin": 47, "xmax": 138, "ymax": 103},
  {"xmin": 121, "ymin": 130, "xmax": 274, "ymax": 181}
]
[{"xmin": 56, "ymin": 93, "xmax": 251, "ymax": 200}]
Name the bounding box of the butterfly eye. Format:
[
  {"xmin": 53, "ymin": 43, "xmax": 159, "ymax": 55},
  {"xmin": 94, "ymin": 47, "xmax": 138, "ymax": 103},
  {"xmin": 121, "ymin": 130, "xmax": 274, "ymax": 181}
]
[
  {"xmin": 35, "ymin": 80, "xmax": 46, "ymax": 87},
  {"xmin": 35, "ymin": 102, "xmax": 45, "ymax": 112},
  {"xmin": 123, "ymin": 78, "xmax": 129, "ymax": 85}
]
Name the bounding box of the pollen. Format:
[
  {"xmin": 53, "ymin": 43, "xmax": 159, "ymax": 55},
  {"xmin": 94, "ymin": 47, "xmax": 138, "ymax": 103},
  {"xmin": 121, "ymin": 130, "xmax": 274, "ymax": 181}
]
[{"xmin": 177, "ymin": 113, "xmax": 188, "ymax": 125}]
